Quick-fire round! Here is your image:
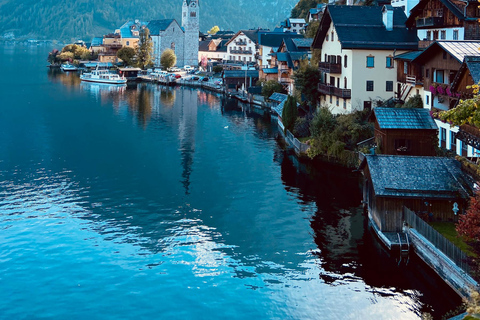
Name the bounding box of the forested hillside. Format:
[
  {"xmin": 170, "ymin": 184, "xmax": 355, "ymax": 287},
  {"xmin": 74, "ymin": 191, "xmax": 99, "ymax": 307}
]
[
  {"xmin": 0, "ymin": 0, "xmax": 297, "ymax": 41},
  {"xmin": 291, "ymin": 0, "xmax": 325, "ymax": 19}
]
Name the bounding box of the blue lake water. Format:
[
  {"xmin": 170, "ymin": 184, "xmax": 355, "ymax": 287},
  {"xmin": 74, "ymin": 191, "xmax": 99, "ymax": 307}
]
[{"xmin": 0, "ymin": 44, "xmax": 461, "ymax": 319}]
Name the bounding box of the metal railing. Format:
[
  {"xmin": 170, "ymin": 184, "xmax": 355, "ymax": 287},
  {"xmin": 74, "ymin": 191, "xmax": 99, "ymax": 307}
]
[{"xmin": 403, "ymin": 207, "xmax": 470, "ymax": 274}]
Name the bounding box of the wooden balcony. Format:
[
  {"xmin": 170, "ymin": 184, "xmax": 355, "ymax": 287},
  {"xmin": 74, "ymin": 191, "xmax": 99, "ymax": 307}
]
[
  {"xmin": 416, "ymin": 17, "xmax": 443, "ymax": 28},
  {"xmin": 318, "ymin": 83, "xmax": 351, "ymax": 99},
  {"xmin": 318, "ymin": 61, "xmax": 341, "ymax": 74}
]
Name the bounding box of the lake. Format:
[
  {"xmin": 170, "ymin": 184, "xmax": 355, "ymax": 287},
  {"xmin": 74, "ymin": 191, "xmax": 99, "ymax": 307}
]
[{"xmin": 0, "ymin": 44, "xmax": 461, "ymax": 319}]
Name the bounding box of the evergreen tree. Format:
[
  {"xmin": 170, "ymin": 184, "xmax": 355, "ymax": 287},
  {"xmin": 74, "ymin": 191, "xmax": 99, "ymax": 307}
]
[
  {"xmin": 293, "ymin": 59, "xmax": 321, "ymax": 108},
  {"xmin": 136, "ymin": 28, "xmax": 153, "ymax": 70},
  {"xmin": 282, "ymin": 95, "xmax": 298, "ymax": 132}
]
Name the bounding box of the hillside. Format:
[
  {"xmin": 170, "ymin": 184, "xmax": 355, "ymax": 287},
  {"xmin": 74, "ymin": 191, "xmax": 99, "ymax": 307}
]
[{"xmin": 0, "ymin": 0, "xmax": 298, "ymax": 41}]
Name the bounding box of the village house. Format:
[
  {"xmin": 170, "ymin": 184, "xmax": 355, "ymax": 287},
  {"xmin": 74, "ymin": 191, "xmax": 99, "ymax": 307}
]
[
  {"xmin": 370, "ymin": 107, "xmax": 438, "ymax": 156},
  {"xmin": 198, "ymin": 38, "xmax": 228, "ymax": 63},
  {"xmin": 405, "ymin": 0, "xmax": 480, "ymax": 48},
  {"xmin": 360, "ymin": 154, "xmax": 473, "ymax": 233},
  {"xmin": 279, "ymin": 18, "xmax": 306, "ymax": 34},
  {"xmin": 268, "ymin": 37, "xmax": 312, "ymax": 94},
  {"xmin": 98, "ymin": 33, "xmax": 122, "ymax": 63},
  {"xmin": 395, "ymin": 41, "xmax": 480, "ymax": 157},
  {"xmin": 307, "ymin": 4, "xmax": 326, "ymax": 22},
  {"xmin": 224, "ymin": 30, "xmax": 261, "ymax": 65},
  {"xmin": 148, "ymin": 0, "xmax": 199, "ymax": 68},
  {"xmin": 114, "ymin": 20, "xmax": 148, "ymax": 49},
  {"xmin": 257, "ymin": 32, "xmax": 304, "ymax": 70},
  {"xmin": 312, "ymin": 5, "xmax": 419, "ymax": 114}
]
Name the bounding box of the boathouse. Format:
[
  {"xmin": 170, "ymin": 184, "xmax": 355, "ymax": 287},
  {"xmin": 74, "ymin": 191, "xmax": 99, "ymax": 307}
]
[
  {"xmin": 370, "ymin": 107, "xmax": 438, "ymax": 156},
  {"xmin": 360, "ymin": 154, "xmax": 473, "ymax": 232}
]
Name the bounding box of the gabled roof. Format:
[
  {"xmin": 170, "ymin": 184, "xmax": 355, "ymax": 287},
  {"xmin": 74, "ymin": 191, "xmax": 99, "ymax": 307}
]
[
  {"xmin": 147, "ymin": 19, "xmax": 180, "ymax": 35},
  {"xmin": 394, "ymin": 50, "xmax": 423, "ymax": 61},
  {"xmin": 199, "ymin": 40, "xmax": 210, "ymax": 51},
  {"xmin": 413, "ymin": 41, "xmax": 480, "ymax": 64},
  {"xmin": 269, "ymin": 92, "xmax": 288, "ymax": 103},
  {"xmin": 225, "ymin": 30, "xmax": 260, "ymax": 46},
  {"xmin": 313, "ymin": 5, "xmax": 418, "ymax": 50},
  {"xmin": 291, "ymin": 38, "xmax": 313, "ymax": 49},
  {"xmin": 118, "ymin": 20, "xmax": 148, "ymax": 38},
  {"xmin": 258, "ymin": 32, "xmax": 304, "ymax": 48},
  {"xmin": 363, "ymin": 155, "xmax": 473, "ymax": 199},
  {"xmin": 406, "ymin": 0, "xmax": 470, "ymax": 27},
  {"xmin": 372, "ymin": 107, "xmax": 438, "ymax": 130},
  {"xmin": 90, "ymin": 37, "xmax": 103, "ymax": 46},
  {"xmin": 452, "ymin": 56, "xmax": 480, "ymax": 91}
]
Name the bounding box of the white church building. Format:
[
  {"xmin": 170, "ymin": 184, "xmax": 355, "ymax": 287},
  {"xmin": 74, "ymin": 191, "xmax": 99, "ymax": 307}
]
[{"xmin": 147, "ymin": 0, "xmax": 199, "ymax": 68}]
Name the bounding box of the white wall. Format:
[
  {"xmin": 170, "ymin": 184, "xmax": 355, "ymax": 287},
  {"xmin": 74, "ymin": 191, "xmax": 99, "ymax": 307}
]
[{"xmin": 417, "ymin": 28, "xmax": 465, "ymax": 41}]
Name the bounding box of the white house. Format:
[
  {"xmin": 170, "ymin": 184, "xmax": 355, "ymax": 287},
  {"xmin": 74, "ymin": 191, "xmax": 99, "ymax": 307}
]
[
  {"xmin": 225, "ymin": 30, "xmax": 259, "ymax": 64},
  {"xmin": 312, "ymin": 5, "xmax": 419, "ymax": 114}
]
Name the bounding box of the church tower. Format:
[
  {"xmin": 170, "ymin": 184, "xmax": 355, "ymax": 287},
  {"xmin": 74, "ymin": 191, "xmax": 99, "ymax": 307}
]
[{"xmin": 182, "ymin": 0, "xmax": 199, "ymax": 67}]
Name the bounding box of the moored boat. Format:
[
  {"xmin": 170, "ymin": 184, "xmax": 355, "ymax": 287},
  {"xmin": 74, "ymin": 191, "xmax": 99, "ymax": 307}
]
[
  {"xmin": 80, "ymin": 68, "xmax": 127, "ymax": 84},
  {"xmin": 61, "ymin": 63, "xmax": 78, "ymax": 71}
]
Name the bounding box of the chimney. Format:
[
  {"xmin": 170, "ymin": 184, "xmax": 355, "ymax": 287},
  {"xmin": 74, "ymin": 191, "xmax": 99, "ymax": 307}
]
[{"xmin": 382, "ymin": 6, "xmax": 394, "ymax": 31}]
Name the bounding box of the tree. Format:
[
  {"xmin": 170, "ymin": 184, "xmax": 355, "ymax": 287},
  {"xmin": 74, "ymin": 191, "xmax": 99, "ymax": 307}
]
[
  {"xmin": 305, "ymin": 20, "xmax": 320, "ymax": 38},
  {"xmin": 261, "ymin": 80, "xmax": 286, "ymax": 98},
  {"xmin": 293, "ymin": 59, "xmax": 321, "ymax": 108},
  {"xmin": 440, "ymin": 83, "xmax": 480, "ymax": 127},
  {"xmin": 282, "ymin": 95, "xmax": 298, "ymax": 132},
  {"xmin": 47, "ymin": 49, "xmax": 61, "ymax": 65},
  {"xmin": 160, "ymin": 49, "xmax": 177, "ymax": 70},
  {"xmin": 58, "ymin": 51, "xmax": 74, "ymax": 61},
  {"xmin": 291, "ymin": 0, "xmax": 322, "ymax": 19},
  {"xmin": 117, "ymin": 47, "xmax": 136, "ymax": 66},
  {"xmin": 402, "ymin": 94, "xmax": 423, "ymax": 108},
  {"xmin": 208, "ymin": 26, "xmax": 220, "ymax": 35},
  {"xmin": 457, "ymin": 191, "xmax": 480, "ymax": 241},
  {"xmin": 136, "ymin": 28, "xmax": 153, "ymax": 69},
  {"xmin": 212, "ymin": 65, "xmax": 223, "ymax": 74}
]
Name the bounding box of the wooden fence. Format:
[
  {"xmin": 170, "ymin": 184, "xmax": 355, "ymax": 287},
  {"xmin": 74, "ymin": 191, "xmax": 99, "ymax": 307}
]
[{"xmin": 403, "ymin": 207, "xmax": 470, "ymax": 274}]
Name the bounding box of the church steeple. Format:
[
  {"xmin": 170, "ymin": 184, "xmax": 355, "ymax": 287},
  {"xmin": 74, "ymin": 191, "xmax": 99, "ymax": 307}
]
[{"xmin": 182, "ymin": 0, "xmax": 199, "ymax": 67}]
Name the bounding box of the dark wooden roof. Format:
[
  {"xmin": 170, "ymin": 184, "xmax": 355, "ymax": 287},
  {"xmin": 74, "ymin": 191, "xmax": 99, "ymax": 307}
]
[
  {"xmin": 362, "ymin": 155, "xmax": 473, "ymax": 199},
  {"xmin": 312, "ymin": 5, "xmax": 418, "ymax": 50},
  {"xmin": 452, "ymin": 55, "xmax": 480, "ymax": 91}
]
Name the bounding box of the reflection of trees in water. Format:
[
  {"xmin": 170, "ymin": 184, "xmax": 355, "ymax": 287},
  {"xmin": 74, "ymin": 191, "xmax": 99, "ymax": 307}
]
[
  {"xmin": 47, "ymin": 69, "xmax": 82, "ymax": 88},
  {"xmin": 159, "ymin": 87, "xmax": 175, "ymax": 107},
  {"xmin": 124, "ymin": 84, "xmax": 153, "ymax": 128}
]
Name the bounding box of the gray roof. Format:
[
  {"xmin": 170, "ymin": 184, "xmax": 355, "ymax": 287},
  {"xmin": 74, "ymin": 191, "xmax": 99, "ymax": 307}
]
[
  {"xmin": 223, "ymin": 70, "xmax": 259, "ymax": 78},
  {"xmin": 413, "ymin": 41, "xmax": 480, "ymax": 64},
  {"xmin": 147, "ymin": 19, "xmax": 179, "ymax": 35},
  {"xmin": 373, "ymin": 107, "xmax": 438, "ymax": 130},
  {"xmin": 269, "ymin": 92, "xmax": 288, "ymax": 102},
  {"xmin": 394, "ymin": 50, "xmax": 423, "ymax": 61},
  {"xmin": 365, "ymin": 155, "xmax": 473, "ymax": 199},
  {"xmin": 291, "ymin": 38, "xmax": 313, "ymax": 48},
  {"xmin": 313, "ymin": 5, "xmax": 418, "ymax": 50}
]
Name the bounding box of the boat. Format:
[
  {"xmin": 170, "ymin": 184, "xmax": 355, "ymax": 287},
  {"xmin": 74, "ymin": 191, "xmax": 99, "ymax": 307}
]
[
  {"xmin": 60, "ymin": 63, "xmax": 78, "ymax": 71},
  {"xmin": 80, "ymin": 68, "xmax": 127, "ymax": 84}
]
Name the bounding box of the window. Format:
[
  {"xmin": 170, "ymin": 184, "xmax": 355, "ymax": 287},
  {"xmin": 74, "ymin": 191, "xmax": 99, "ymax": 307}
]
[
  {"xmin": 183, "ymin": 12, "xmax": 186, "ymax": 17},
  {"xmin": 190, "ymin": 11, "xmax": 196, "ymax": 17},
  {"xmin": 386, "ymin": 81, "xmax": 393, "ymax": 92},
  {"xmin": 443, "ymin": 51, "xmax": 447, "ymax": 59},
  {"xmin": 435, "ymin": 69, "xmax": 445, "ymax": 83},
  {"xmin": 293, "ymin": 23, "xmax": 297, "ymax": 27},
  {"xmin": 426, "ymin": 31, "xmax": 431, "ymax": 40},
  {"xmin": 366, "ymin": 56, "xmax": 374, "ymax": 68},
  {"xmin": 326, "ymin": 34, "xmax": 329, "ymax": 41},
  {"xmin": 331, "ymin": 31, "xmax": 334, "ymax": 41},
  {"xmin": 337, "ymin": 78, "xmax": 340, "ymax": 88},
  {"xmin": 426, "ymin": 95, "xmax": 429, "ymax": 105},
  {"xmin": 453, "ymin": 30, "xmax": 459, "ymax": 40},
  {"xmin": 441, "ymin": 127, "xmax": 446, "ymax": 142},
  {"xmin": 126, "ymin": 41, "xmax": 130, "ymax": 46},
  {"xmin": 450, "ymin": 131, "xmax": 456, "ymax": 151},
  {"xmin": 441, "ymin": 30, "xmax": 446, "ymax": 40},
  {"xmin": 344, "ymin": 77, "xmax": 347, "ymax": 89},
  {"xmin": 433, "ymin": 30, "xmax": 439, "ymax": 40},
  {"xmin": 404, "ymin": 61, "xmax": 408, "ymax": 74},
  {"xmin": 325, "ymin": 54, "xmax": 327, "ymax": 62},
  {"xmin": 366, "ymin": 80, "xmax": 374, "ymax": 91},
  {"xmin": 344, "ymin": 55, "xmax": 347, "ymax": 68},
  {"xmin": 336, "ymin": 97, "xmax": 339, "ymax": 106},
  {"xmin": 386, "ymin": 56, "xmax": 393, "ymax": 68},
  {"xmin": 330, "ymin": 95, "xmax": 332, "ymax": 103},
  {"xmin": 171, "ymin": 42, "xmax": 175, "ymax": 51},
  {"xmin": 343, "ymin": 99, "xmax": 347, "ymax": 109}
]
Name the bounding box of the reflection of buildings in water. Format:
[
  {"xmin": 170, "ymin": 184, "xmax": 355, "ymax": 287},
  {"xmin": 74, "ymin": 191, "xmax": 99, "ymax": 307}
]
[{"xmin": 177, "ymin": 89, "xmax": 198, "ymax": 195}]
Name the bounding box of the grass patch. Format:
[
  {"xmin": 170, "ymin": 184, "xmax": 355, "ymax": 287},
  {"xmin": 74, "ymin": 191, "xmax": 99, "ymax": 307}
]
[{"xmin": 430, "ymin": 222, "xmax": 477, "ymax": 257}]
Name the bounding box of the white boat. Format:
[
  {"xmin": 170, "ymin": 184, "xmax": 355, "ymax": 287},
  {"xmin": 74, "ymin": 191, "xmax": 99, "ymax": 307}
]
[
  {"xmin": 80, "ymin": 68, "xmax": 127, "ymax": 84},
  {"xmin": 61, "ymin": 63, "xmax": 78, "ymax": 71}
]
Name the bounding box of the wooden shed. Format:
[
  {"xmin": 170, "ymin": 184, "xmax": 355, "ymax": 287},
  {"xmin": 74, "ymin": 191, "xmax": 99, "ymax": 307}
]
[
  {"xmin": 360, "ymin": 154, "xmax": 473, "ymax": 232},
  {"xmin": 371, "ymin": 107, "xmax": 438, "ymax": 156}
]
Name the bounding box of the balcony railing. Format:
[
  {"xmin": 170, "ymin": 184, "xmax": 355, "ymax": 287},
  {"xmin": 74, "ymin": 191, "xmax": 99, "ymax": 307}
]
[
  {"xmin": 318, "ymin": 61, "xmax": 341, "ymax": 74},
  {"xmin": 318, "ymin": 83, "xmax": 351, "ymax": 99},
  {"xmin": 416, "ymin": 17, "xmax": 443, "ymax": 27},
  {"xmin": 235, "ymin": 41, "xmax": 247, "ymax": 46},
  {"xmin": 230, "ymin": 49, "xmax": 253, "ymax": 54}
]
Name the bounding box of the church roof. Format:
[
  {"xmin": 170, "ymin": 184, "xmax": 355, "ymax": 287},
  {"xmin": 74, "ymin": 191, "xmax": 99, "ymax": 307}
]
[{"xmin": 147, "ymin": 19, "xmax": 180, "ymax": 35}]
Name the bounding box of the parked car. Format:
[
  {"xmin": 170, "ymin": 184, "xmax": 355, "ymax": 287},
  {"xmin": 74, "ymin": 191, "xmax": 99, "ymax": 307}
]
[
  {"xmin": 184, "ymin": 65, "xmax": 194, "ymax": 71},
  {"xmin": 168, "ymin": 67, "xmax": 181, "ymax": 72},
  {"xmin": 201, "ymin": 77, "xmax": 209, "ymax": 82},
  {"xmin": 191, "ymin": 76, "xmax": 200, "ymax": 81}
]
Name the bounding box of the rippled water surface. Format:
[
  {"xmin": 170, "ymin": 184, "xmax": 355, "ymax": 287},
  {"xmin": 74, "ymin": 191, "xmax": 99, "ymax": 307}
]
[{"xmin": 0, "ymin": 45, "xmax": 461, "ymax": 319}]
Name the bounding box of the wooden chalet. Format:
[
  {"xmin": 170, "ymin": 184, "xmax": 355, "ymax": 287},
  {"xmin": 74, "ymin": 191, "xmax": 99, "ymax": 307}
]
[
  {"xmin": 405, "ymin": 0, "xmax": 480, "ymax": 48},
  {"xmin": 360, "ymin": 155, "xmax": 473, "ymax": 232},
  {"xmin": 370, "ymin": 107, "xmax": 438, "ymax": 156}
]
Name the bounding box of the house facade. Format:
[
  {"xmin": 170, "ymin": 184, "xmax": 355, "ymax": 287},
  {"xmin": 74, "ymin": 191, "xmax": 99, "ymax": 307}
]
[
  {"xmin": 225, "ymin": 30, "xmax": 259, "ymax": 64},
  {"xmin": 405, "ymin": 0, "xmax": 480, "ymax": 48},
  {"xmin": 114, "ymin": 20, "xmax": 148, "ymax": 48},
  {"xmin": 312, "ymin": 5, "xmax": 418, "ymax": 114}
]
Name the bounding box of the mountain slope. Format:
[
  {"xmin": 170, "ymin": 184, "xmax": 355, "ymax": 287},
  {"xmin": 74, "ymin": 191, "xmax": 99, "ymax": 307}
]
[{"xmin": 0, "ymin": 0, "xmax": 298, "ymax": 41}]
